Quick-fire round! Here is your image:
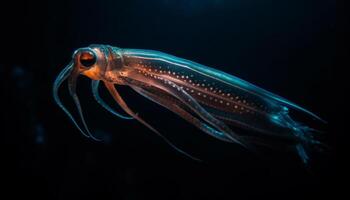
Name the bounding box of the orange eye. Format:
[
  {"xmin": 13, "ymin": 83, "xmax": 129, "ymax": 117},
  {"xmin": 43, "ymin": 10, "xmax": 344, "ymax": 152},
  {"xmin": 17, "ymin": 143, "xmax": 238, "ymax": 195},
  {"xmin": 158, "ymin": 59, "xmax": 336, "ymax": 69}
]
[{"xmin": 79, "ymin": 50, "xmax": 96, "ymax": 67}]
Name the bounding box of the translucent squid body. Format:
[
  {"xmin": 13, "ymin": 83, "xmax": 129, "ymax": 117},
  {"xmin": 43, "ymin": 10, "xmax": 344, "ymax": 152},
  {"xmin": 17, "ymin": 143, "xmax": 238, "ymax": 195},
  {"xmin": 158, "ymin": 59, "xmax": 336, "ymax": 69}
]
[{"xmin": 53, "ymin": 44, "xmax": 325, "ymax": 164}]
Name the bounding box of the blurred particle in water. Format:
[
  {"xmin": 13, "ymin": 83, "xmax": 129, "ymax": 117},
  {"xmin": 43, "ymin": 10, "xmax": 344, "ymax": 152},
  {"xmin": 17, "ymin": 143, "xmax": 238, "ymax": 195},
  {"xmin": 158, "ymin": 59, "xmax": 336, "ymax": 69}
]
[
  {"xmin": 35, "ymin": 124, "xmax": 45, "ymax": 145},
  {"xmin": 12, "ymin": 66, "xmax": 33, "ymax": 89},
  {"xmin": 12, "ymin": 66, "xmax": 25, "ymax": 76}
]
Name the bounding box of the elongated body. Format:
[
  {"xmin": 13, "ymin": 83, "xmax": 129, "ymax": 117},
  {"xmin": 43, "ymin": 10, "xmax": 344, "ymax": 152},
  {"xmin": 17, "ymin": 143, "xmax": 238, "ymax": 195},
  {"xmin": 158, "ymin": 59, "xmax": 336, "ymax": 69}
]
[{"xmin": 53, "ymin": 44, "xmax": 324, "ymax": 163}]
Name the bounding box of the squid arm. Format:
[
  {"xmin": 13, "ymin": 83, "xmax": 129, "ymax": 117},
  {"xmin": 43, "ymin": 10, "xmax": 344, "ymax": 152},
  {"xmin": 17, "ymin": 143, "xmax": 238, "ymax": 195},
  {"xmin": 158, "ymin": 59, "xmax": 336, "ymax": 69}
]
[
  {"xmin": 53, "ymin": 62, "xmax": 101, "ymax": 140},
  {"xmin": 129, "ymin": 85, "xmax": 234, "ymax": 143},
  {"xmin": 122, "ymin": 73, "xmax": 247, "ymax": 148},
  {"xmin": 67, "ymin": 67, "xmax": 101, "ymax": 141},
  {"xmin": 103, "ymin": 82, "xmax": 201, "ymax": 161},
  {"xmin": 91, "ymin": 80, "xmax": 133, "ymax": 120}
]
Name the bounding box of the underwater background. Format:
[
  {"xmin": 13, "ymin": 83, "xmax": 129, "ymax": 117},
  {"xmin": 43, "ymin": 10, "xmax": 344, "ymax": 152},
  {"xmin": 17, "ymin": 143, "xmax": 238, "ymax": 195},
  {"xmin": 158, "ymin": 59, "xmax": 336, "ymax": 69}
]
[{"xmin": 1, "ymin": 0, "xmax": 343, "ymax": 199}]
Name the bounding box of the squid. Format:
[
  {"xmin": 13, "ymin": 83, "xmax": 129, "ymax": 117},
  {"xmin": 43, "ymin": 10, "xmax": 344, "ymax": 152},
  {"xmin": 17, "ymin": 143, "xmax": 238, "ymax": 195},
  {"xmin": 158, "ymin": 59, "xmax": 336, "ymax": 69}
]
[{"xmin": 53, "ymin": 44, "xmax": 325, "ymax": 163}]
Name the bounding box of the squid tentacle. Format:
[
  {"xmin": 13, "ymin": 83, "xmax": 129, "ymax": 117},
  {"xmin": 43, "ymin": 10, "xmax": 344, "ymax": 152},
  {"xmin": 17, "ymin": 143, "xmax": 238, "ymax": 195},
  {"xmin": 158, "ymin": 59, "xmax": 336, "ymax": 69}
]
[
  {"xmin": 68, "ymin": 68, "xmax": 101, "ymax": 141},
  {"xmin": 130, "ymin": 85, "xmax": 234, "ymax": 143},
  {"xmin": 91, "ymin": 80, "xmax": 133, "ymax": 120},
  {"xmin": 123, "ymin": 73, "xmax": 247, "ymax": 147},
  {"xmin": 53, "ymin": 62, "xmax": 93, "ymax": 139},
  {"xmin": 103, "ymin": 82, "xmax": 202, "ymax": 161}
]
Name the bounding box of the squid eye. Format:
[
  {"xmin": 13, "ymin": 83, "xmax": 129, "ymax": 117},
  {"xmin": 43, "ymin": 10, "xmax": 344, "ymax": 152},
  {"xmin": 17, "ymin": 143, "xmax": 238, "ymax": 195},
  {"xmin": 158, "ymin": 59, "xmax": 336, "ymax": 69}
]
[{"xmin": 79, "ymin": 50, "xmax": 96, "ymax": 67}]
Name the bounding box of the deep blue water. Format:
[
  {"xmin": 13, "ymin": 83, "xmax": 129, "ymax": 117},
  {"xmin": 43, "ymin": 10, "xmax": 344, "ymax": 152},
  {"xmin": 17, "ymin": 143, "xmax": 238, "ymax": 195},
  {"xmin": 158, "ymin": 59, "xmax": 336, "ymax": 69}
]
[{"xmin": 2, "ymin": 0, "xmax": 342, "ymax": 199}]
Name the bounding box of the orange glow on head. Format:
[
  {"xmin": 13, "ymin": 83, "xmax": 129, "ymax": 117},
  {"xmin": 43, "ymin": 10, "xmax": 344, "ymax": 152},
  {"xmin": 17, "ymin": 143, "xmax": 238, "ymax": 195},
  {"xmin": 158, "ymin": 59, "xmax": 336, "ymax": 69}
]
[
  {"xmin": 77, "ymin": 48, "xmax": 103, "ymax": 80},
  {"xmin": 82, "ymin": 67, "xmax": 101, "ymax": 80}
]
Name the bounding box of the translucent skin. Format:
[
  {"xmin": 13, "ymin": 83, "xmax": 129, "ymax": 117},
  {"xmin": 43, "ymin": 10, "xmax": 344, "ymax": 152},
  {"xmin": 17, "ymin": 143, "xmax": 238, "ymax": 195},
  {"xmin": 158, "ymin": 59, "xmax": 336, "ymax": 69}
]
[{"xmin": 54, "ymin": 44, "xmax": 324, "ymax": 163}]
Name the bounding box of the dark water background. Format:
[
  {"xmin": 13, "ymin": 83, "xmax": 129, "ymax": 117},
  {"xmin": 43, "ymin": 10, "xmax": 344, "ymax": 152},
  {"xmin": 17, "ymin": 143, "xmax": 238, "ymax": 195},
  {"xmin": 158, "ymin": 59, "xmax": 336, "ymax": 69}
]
[{"xmin": 2, "ymin": 0, "xmax": 343, "ymax": 199}]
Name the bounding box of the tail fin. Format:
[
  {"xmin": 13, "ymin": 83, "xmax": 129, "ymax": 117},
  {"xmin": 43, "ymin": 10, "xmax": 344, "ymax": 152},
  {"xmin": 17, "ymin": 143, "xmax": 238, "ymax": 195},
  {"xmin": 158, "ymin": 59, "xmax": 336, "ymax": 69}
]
[
  {"xmin": 240, "ymin": 112, "xmax": 325, "ymax": 165},
  {"xmin": 283, "ymin": 115, "xmax": 325, "ymax": 164}
]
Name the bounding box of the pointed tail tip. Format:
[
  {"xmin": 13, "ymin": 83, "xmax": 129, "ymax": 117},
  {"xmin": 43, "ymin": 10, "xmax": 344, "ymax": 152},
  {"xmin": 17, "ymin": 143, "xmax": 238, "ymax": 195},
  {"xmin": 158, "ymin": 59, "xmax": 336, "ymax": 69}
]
[
  {"xmin": 309, "ymin": 113, "xmax": 327, "ymax": 124},
  {"xmin": 316, "ymin": 117, "xmax": 328, "ymax": 124},
  {"xmin": 298, "ymin": 108, "xmax": 327, "ymax": 124},
  {"xmin": 280, "ymin": 100, "xmax": 327, "ymax": 124}
]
